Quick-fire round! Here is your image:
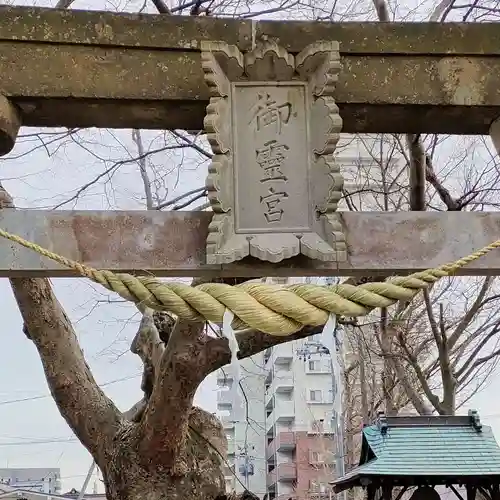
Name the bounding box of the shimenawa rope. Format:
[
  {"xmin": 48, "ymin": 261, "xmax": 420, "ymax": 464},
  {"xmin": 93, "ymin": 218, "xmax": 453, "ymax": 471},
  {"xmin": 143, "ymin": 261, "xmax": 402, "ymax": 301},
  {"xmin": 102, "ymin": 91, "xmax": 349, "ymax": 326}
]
[{"xmin": 0, "ymin": 227, "xmax": 498, "ymax": 335}]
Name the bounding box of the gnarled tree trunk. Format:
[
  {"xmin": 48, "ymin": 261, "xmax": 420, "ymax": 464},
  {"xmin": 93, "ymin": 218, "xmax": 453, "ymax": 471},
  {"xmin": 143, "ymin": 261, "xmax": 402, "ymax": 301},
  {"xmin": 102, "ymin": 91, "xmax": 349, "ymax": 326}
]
[
  {"xmin": 101, "ymin": 408, "xmax": 226, "ymax": 500},
  {"xmin": 3, "ymin": 183, "xmax": 322, "ymax": 500}
]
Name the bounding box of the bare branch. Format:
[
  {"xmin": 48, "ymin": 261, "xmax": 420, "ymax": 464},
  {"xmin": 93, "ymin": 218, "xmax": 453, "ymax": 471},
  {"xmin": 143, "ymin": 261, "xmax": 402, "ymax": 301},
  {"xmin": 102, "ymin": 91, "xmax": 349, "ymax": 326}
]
[
  {"xmin": 395, "ymin": 319, "xmax": 443, "ymax": 414},
  {"xmin": 155, "ymin": 186, "xmax": 205, "ymax": 210},
  {"xmin": 55, "ymin": 0, "xmax": 75, "ymax": 8},
  {"xmin": 1, "ymin": 184, "xmax": 122, "ymax": 464},
  {"xmin": 425, "ymin": 154, "xmax": 461, "ymax": 210},
  {"xmin": 448, "ymin": 277, "xmax": 493, "ymax": 349},
  {"xmin": 13, "ymin": 280, "xmax": 122, "ymax": 462},
  {"xmin": 150, "ymin": 0, "xmax": 172, "ymax": 13},
  {"xmin": 132, "ymin": 129, "xmax": 154, "ymax": 210},
  {"xmin": 407, "ymin": 134, "xmax": 426, "ymax": 211},
  {"xmin": 205, "ymin": 324, "xmax": 324, "ymax": 368}
]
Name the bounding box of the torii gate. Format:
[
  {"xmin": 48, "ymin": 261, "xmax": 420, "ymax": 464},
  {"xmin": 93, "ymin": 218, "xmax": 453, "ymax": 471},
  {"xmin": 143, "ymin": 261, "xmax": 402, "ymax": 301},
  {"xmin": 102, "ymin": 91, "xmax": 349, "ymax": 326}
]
[{"xmin": 1, "ymin": 5, "xmax": 500, "ymax": 279}]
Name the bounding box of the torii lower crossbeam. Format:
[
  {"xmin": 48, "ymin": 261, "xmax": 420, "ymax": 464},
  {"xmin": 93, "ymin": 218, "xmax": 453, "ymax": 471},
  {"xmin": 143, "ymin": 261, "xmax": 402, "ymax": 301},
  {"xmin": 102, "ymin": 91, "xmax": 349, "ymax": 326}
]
[{"xmin": 0, "ymin": 210, "xmax": 499, "ymax": 278}]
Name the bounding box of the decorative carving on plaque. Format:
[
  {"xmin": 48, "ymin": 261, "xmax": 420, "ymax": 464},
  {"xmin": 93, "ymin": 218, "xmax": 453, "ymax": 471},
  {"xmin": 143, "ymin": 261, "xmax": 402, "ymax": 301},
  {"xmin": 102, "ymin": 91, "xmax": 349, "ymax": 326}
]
[{"xmin": 202, "ymin": 39, "xmax": 346, "ymax": 264}]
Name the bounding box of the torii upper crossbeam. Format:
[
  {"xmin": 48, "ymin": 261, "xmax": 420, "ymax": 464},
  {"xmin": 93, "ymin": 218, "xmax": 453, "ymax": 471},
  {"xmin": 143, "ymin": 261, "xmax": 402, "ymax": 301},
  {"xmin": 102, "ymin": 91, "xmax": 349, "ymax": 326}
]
[{"xmin": 1, "ymin": 5, "xmax": 500, "ymax": 151}]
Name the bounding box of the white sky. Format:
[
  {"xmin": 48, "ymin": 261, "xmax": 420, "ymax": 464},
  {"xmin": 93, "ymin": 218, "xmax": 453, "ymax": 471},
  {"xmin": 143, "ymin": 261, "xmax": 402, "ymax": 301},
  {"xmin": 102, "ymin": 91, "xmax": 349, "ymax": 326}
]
[
  {"xmin": 2, "ymin": 0, "xmax": 500, "ymax": 493},
  {"xmin": 0, "ymin": 126, "xmax": 219, "ymax": 491}
]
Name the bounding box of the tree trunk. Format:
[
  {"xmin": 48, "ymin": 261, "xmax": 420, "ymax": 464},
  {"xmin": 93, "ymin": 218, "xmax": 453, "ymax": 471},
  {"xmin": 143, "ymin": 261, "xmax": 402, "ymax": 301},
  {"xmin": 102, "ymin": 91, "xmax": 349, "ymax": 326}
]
[
  {"xmin": 2, "ymin": 179, "xmax": 325, "ymax": 500},
  {"xmin": 101, "ymin": 408, "xmax": 227, "ymax": 500}
]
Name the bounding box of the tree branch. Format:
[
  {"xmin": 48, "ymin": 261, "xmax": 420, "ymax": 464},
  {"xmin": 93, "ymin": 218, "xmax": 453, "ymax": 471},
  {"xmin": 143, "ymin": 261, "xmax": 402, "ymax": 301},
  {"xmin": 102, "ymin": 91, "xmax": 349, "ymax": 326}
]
[
  {"xmin": 126, "ymin": 309, "xmax": 171, "ymax": 422},
  {"xmin": 132, "ymin": 129, "xmax": 154, "ymax": 210},
  {"xmin": 456, "ymin": 322, "xmax": 500, "ymax": 383},
  {"xmin": 407, "ymin": 134, "xmax": 426, "ymax": 211},
  {"xmin": 151, "ymin": 0, "xmax": 171, "ymax": 14},
  {"xmin": 423, "ymin": 291, "xmax": 455, "ymax": 414},
  {"xmin": 396, "ymin": 323, "xmax": 444, "ymax": 414},
  {"xmin": 458, "ymin": 346, "xmax": 500, "ymax": 386},
  {"xmin": 136, "ymin": 317, "xmax": 210, "ymax": 471},
  {"xmin": 377, "ymin": 318, "xmax": 432, "ymax": 416},
  {"xmin": 424, "ymin": 154, "xmax": 462, "ymax": 210},
  {"xmin": 448, "ymin": 277, "xmax": 493, "ymax": 349},
  {"xmin": 2, "ymin": 185, "xmax": 122, "ymax": 465},
  {"xmin": 205, "ymin": 324, "xmax": 324, "ymax": 368}
]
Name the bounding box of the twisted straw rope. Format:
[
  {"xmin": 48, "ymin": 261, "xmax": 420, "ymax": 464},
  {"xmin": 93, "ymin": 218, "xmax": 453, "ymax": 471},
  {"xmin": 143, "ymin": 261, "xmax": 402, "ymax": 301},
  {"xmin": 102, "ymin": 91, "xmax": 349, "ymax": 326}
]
[{"xmin": 1, "ymin": 227, "xmax": 499, "ymax": 335}]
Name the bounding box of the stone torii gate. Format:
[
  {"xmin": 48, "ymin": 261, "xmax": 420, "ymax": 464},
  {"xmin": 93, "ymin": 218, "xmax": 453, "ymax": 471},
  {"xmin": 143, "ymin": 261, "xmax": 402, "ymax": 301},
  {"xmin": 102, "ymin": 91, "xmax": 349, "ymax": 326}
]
[{"xmin": 1, "ymin": 5, "xmax": 500, "ymax": 279}]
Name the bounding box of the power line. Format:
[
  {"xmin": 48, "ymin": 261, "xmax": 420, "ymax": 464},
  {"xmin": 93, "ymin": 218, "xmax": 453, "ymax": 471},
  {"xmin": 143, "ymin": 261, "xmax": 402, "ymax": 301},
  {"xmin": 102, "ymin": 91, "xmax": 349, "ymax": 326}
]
[
  {"xmin": 0, "ymin": 373, "xmax": 140, "ymax": 407},
  {"xmin": 0, "ymin": 374, "xmax": 141, "ymax": 446},
  {"xmin": 0, "ymin": 437, "xmax": 78, "ymax": 447}
]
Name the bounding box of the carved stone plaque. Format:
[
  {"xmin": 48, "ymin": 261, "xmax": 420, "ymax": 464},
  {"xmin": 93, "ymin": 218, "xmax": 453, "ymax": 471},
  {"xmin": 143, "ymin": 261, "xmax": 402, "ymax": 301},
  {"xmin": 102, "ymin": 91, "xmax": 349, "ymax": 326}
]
[{"xmin": 202, "ymin": 40, "xmax": 347, "ymax": 265}]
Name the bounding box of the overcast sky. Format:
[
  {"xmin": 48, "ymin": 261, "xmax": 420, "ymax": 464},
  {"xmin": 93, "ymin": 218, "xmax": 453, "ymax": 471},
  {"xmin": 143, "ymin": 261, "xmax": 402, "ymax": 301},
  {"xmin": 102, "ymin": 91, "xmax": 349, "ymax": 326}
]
[
  {"xmin": 3, "ymin": 0, "xmax": 500, "ymax": 493},
  {"xmin": 0, "ymin": 125, "xmax": 219, "ymax": 491}
]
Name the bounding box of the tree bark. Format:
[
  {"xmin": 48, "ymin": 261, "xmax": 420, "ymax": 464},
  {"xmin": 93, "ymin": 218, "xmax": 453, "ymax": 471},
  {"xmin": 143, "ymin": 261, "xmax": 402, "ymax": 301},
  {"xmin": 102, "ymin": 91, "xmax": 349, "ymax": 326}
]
[
  {"xmin": 101, "ymin": 406, "xmax": 228, "ymax": 500},
  {"xmin": 3, "ymin": 173, "xmax": 323, "ymax": 500}
]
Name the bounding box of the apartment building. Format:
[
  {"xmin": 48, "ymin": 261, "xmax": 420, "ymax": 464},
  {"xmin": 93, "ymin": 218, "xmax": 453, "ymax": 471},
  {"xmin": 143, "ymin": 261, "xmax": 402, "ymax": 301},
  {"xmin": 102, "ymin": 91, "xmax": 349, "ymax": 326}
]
[
  {"xmin": 217, "ymin": 356, "xmax": 268, "ymax": 497},
  {"xmin": 216, "ymin": 299, "xmax": 343, "ymax": 500},
  {"xmin": 335, "ymin": 134, "xmax": 409, "ymax": 212},
  {"xmin": 263, "ymin": 336, "xmax": 340, "ymax": 500},
  {"xmin": 0, "ymin": 469, "xmax": 61, "ymax": 495},
  {"xmin": 215, "ymin": 133, "xmax": 407, "ymax": 499}
]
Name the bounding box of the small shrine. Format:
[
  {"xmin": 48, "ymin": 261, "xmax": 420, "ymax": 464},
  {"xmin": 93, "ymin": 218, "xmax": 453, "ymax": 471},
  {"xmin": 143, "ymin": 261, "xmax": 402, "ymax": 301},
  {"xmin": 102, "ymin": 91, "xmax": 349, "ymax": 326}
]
[{"xmin": 331, "ymin": 411, "xmax": 500, "ymax": 500}]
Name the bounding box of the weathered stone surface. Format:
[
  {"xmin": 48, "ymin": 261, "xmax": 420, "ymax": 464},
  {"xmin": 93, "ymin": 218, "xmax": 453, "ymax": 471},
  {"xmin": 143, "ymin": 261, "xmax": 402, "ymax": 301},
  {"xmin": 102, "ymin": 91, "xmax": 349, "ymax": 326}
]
[
  {"xmin": 203, "ymin": 40, "xmax": 345, "ymax": 265},
  {"xmin": 2, "ymin": 6, "xmax": 499, "ymax": 55},
  {"xmin": 1, "ymin": 6, "xmax": 500, "ymax": 134},
  {"xmin": 0, "ymin": 6, "xmax": 252, "ymax": 49},
  {"xmin": 1, "ymin": 210, "xmax": 500, "ymax": 277},
  {"xmin": 0, "ymin": 95, "xmax": 21, "ymax": 156},
  {"xmin": 490, "ymin": 117, "xmax": 500, "ymax": 153}
]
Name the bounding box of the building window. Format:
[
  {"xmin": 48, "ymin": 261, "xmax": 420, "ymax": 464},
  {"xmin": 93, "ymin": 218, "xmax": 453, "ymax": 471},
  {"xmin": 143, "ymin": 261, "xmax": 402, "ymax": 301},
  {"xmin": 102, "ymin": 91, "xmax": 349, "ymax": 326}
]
[
  {"xmin": 308, "ymin": 360, "xmax": 319, "ymax": 371},
  {"xmin": 310, "ymin": 451, "xmax": 324, "ymax": 463},
  {"xmin": 310, "ymin": 481, "xmax": 329, "ymax": 494},
  {"xmin": 309, "ymin": 390, "xmax": 322, "ymax": 402},
  {"xmin": 311, "ymin": 419, "xmax": 325, "ymax": 433}
]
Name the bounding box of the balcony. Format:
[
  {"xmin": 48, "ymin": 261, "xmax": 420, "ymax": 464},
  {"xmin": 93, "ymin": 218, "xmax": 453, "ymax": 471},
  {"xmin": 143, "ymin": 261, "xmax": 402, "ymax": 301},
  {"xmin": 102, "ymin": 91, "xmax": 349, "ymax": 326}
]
[
  {"xmin": 307, "ymin": 420, "xmax": 337, "ymax": 435},
  {"xmin": 275, "ymin": 399, "xmax": 295, "ymax": 421},
  {"xmin": 308, "ymin": 493, "xmax": 331, "ymax": 500},
  {"xmin": 217, "ymin": 374, "xmax": 233, "ymax": 388},
  {"xmin": 227, "ymin": 439, "xmax": 236, "ymax": 456},
  {"xmin": 217, "ymin": 390, "xmax": 233, "ymax": 407},
  {"xmin": 274, "ymin": 372, "xmax": 294, "ymax": 392},
  {"xmin": 267, "ymin": 463, "xmax": 297, "ymax": 485},
  {"xmin": 223, "ymin": 464, "xmax": 235, "ymax": 479},
  {"xmin": 309, "ymin": 449, "xmax": 336, "ymax": 465},
  {"xmin": 266, "ymin": 432, "xmax": 297, "ymax": 458},
  {"xmin": 265, "ymin": 371, "xmax": 294, "ymax": 405},
  {"xmin": 306, "ymin": 358, "xmax": 332, "ymax": 374},
  {"xmin": 266, "ymin": 402, "xmax": 295, "ymax": 432},
  {"xmin": 274, "ymin": 343, "xmax": 294, "ymax": 363},
  {"xmin": 219, "ymin": 414, "xmax": 235, "ymax": 429}
]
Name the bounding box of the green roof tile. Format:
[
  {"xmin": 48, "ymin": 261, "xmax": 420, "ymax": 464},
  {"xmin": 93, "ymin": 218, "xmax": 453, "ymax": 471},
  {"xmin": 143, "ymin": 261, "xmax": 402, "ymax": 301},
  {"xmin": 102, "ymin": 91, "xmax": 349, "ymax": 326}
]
[{"xmin": 332, "ymin": 414, "xmax": 500, "ymax": 491}]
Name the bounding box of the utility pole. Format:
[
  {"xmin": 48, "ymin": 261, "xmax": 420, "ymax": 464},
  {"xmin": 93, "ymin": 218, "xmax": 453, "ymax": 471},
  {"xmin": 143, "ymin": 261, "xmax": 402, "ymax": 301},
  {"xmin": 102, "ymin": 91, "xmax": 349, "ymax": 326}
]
[
  {"xmin": 237, "ymin": 444, "xmax": 255, "ymax": 491},
  {"xmin": 332, "ymin": 323, "xmax": 346, "ymax": 500},
  {"xmin": 77, "ymin": 461, "xmax": 96, "ymax": 500},
  {"xmin": 296, "ymin": 297, "xmax": 346, "ymax": 500}
]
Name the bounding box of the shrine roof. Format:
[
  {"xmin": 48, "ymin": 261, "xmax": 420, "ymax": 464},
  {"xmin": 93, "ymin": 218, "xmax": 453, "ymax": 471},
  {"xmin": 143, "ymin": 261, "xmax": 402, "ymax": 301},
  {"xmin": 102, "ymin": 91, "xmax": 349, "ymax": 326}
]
[{"xmin": 332, "ymin": 411, "xmax": 500, "ymax": 492}]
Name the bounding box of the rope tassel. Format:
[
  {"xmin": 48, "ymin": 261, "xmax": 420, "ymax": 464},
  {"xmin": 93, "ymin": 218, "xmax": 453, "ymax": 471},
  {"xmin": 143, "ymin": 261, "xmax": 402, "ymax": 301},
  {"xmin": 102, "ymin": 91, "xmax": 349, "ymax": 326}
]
[{"xmin": 0, "ymin": 227, "xmax": 499, "ymax": 335}]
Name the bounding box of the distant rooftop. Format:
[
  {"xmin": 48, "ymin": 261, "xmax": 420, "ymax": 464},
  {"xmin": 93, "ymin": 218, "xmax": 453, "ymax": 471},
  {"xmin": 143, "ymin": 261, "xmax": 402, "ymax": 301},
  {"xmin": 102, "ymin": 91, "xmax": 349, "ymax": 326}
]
[
  {"xmin": 332, "ymin": 411, "xmax": 500, "ymax": 492},
  {"xmin": 0, "ymin": 469, "xmax": 60, "ymax": 480}
]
